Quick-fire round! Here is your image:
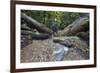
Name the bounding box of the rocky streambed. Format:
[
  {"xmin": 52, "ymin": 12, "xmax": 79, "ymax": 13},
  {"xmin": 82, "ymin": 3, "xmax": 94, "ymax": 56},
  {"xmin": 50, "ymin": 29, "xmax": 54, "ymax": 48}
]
[{"xmin": 21, "ymin": 36, "xmax": 89, "ymax": 63}]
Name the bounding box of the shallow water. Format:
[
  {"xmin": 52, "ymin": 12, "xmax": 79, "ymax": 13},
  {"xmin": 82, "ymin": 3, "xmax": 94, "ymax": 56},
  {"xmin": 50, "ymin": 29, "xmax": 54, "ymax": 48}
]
[{"xmin": 53, "ymin": 43, "xmax": 69, "ymax": 61}]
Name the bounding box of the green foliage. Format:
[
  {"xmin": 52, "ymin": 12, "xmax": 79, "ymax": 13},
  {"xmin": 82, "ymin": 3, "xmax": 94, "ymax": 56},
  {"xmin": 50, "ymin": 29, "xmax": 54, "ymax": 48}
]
[
  {"xmin": 82, "ymin": 18, "xmax": 89, "ymax": 31},
  {"xmin": 21, "ymin": 10, "xmax": 89, "ymax": 30}
]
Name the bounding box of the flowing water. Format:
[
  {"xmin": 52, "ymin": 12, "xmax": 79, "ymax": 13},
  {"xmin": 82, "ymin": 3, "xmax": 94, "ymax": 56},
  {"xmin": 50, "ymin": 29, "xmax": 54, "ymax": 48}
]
[
  {"xmin": 53, "ymin": 43, "xmax": 69, "ymax": 61},
  {"xmin": 51, "ymin": 36, "xmax": 69, "ymax": 61}
]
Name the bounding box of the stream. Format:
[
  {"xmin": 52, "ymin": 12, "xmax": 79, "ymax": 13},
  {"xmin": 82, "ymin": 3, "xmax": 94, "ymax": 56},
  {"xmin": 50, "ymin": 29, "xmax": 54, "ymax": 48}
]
[
  {"xmin": 53, "ymin": 43, "xmax": 69, "ymax": 61},
  {"xmin": 21, "ymin": 36, "xmax": 88, "ymax": 63},
  {"xmin": 50, "ymin": 36, "xmax": 69, "ymax": 61}
]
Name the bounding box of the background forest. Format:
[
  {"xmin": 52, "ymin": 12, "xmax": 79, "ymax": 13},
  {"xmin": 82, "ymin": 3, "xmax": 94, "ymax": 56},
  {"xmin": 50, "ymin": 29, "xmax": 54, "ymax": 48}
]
[{"xmin": 21, "ymin": 10, "xmax": 89, "ymax": 30}]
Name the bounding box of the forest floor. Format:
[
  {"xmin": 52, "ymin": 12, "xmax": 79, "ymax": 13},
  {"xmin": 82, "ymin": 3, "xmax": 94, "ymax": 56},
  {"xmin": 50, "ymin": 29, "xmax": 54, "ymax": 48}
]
[{"xmin": 21, "ymin": 37, "xmax": 89, "ymax": 63}]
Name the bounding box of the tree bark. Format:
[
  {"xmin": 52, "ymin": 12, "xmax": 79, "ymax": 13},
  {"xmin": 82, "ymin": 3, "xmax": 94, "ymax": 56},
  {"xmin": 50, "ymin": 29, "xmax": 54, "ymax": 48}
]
[
  {"xmin": 21, "ymin": 13, "xmax": 53, "ymax": 35},
  {"xmin": 57, "ymin": 17, "xmax": 89, "ymax": 36},
  {"xmin": 21, "ymin": 24, "xmax": 31, "ymax": 31},
  {"xmin": 53, "ymin": 36, "xmax": 80, "ymax": 43},
  {"xmin": 21, "ymin": 30, "xmax": 33, "ymax": 35},
  {"xmin": 21, "ymin": 30, "xmax": 51, "ymax": 40}
]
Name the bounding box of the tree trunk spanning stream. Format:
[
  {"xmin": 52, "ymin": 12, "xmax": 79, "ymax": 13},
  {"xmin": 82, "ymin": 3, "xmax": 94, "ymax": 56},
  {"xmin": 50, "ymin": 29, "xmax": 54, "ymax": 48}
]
[
  {"xmin": 21, "ymin": 13, "xmax": 53, "ymax": 35},
  {"xmin": 57, "ymin": 17, "xmax": 89, "ymax": 36}
]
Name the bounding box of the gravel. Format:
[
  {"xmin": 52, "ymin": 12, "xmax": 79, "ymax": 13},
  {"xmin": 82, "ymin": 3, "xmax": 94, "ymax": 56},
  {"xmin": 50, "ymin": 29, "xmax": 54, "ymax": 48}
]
[{"xmin": 21, "ymin": 38, "xmax": 89, "ymax": 63}]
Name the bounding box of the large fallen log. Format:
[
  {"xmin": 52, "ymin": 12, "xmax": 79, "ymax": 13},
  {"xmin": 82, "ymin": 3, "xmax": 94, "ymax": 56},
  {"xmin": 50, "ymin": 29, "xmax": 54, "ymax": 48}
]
[
  {"xmin": 21, "ymin": 13, "xmax": 53, "ymax": 34},
  {"xmin": 21, "ymin": 24, "xmax": 31, "ymax": 31},
  {"xmin": 32, "ymin": 34, "xmax": 51, "ymax": 40},
  {"xmin": 53, "ymin": 36, "xmax": 79, "ymax": 43},
  {"xmin": 57, "ymin": 17, "xmax": 89, "ymax": 36},
  {"xmin": 21, "ymin": 30, "xmax": 33, "ymax": 35},
  {"xmin": 21, "ymin": 30, "xmax": 51, "ymax": 40}
]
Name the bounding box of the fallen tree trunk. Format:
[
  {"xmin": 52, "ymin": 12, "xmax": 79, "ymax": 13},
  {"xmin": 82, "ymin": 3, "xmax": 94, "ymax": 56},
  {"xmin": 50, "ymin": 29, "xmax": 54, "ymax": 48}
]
[
  {"xmin": 21, "ymin": 30, "xmax": 33, "ymax": 35},
  {"xmin": 21, "ymin": 13, "xmax": 53, "ymax": 35},
  {"xmin": 53, "ymin": 36, "xmax": 88, "ymax": 49},
  {"xmin": 32, "ymin": 34, "xmax": 51, "ymax": 40},
  {"xmin": 21, "ymin": 30, "xmax": 51, "ymax": 40},
  {"xmin": 53, "ymin": 36, "xmax": 80, "ymax": 43},
  {"xmin": 57, "ymin": 17, "xmax": 89, "ymax": 36},
  {"xmin": 21, "ymin": 24, "xmax": 31, "ymax": 31}
]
